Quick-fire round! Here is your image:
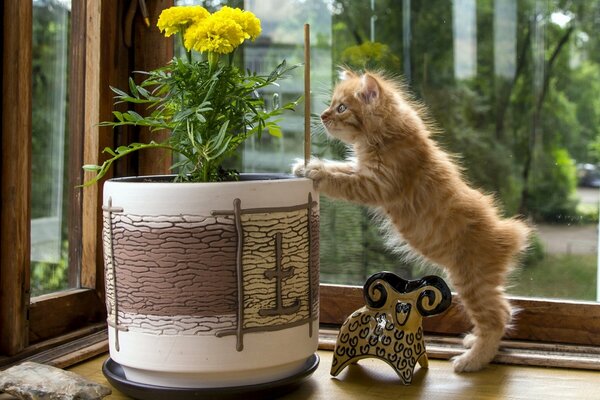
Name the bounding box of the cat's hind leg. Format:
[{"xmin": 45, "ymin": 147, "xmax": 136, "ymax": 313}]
[
  {"xmin": 462, "ymin": 333, "xmax": 477, "ymax": 349},
  {"xmin": 451, "ymin": 271, "xmax": 512, "ymax": 373}
]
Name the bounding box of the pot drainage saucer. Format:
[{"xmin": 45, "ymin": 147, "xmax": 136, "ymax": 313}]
[{"xmin": 102, "ymin": 353, "xmax": 319, "ymax": 400}]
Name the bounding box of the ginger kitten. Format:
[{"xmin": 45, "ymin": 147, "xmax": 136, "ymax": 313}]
[{"xmin": 294, "ymin": 70, "xmax": 530, "ymax": 372}]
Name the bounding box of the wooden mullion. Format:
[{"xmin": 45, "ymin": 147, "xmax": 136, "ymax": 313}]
[
  {"xmin": 81, "ymin": 0, "xmax": 131, "ymax": 294},
  {"xmin": 320, "ymin": 284, "xmax": 600, "ymax": 347},
  {"xmin": 134, "ymin": 0, "xmax": 173, "ymax": 176},
  {"xmin": 81, "ymin": 0, "xmax": 102, "ymax": 292},
  {"xmin": 68, "ymin": 0, "xmax": 86, "ymax": 288},
  {"xmin": 1, "ymin": 0, "xmax": 32, "ymax": 356}
]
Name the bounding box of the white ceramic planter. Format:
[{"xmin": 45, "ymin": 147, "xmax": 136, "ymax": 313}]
[{"xmin": 102, "ymin": 174, "xmax": 319, "ymax": 388}]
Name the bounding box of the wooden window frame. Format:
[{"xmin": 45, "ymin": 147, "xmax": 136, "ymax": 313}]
[
  {"xmin": 1, "ymin": 0, "xmax": 598, "ymax": 368},
  {"xmin": 320, "ymin": 285, "xmax": 600, "ymax": 347},
  {"xmin": 1, "ymin": 0, "xmax": 32, "ymax": 356},
  {"xmin": 0, "ymin": 0, "xmax": 172, "ymax": 360}
]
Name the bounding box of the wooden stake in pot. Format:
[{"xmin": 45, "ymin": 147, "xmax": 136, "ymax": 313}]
[{"xmin": 304, "ymin": 24, "xmax": 311, "ymax": 166}]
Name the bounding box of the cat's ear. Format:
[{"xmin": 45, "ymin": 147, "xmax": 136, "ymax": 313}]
[
  {"xmin": 359, "ymin": 73, "xmax": 380, "ymax": 104},
  {"xmin": 338, "ymin": 68, "xmax": 357, "ymax": 81}
]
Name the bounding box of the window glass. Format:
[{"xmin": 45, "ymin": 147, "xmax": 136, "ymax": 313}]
[
  {"xmin": 31, "ymin": 0, "xmax": 72, "ymax": 296},
  {"xmin": 180, "ymin": 1, "xmax": 600, "ymax": 302}
]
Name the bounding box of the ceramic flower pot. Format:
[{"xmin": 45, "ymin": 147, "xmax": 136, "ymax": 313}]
[{"xmin": 101, "ymin": 174, "xmax": 319, "ymax": 388}]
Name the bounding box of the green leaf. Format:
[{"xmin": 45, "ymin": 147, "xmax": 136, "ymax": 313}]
[
  {"xmin": 210, "ymin": 137, "xmax": 232, "ymax": 160},
  {"xmin": 111, "ymin": 86, "xmax": 129, "ymax": 98},
  {"xmin": 129, "ymin": 77, "xmax": 140, "ymax": 97},
  {"xmin": 137, "ymin": 86, "xmax": 150, "ymax": 99},
  {"xmin": 103, "ymin": 147, "xmax": 117, "ymax": 156},
  {"xmin": 128, "ymin": 110, "xmax": 143, "ymax": 121},
  {"xmin": 112, "ymin": 111, "xmax": 124, "ymax": 122},
  {"xmin": 213, "ymin": 120, "xmax": 230, "ymax": 150},
  {"xmin": 266, "ymin": 122, "xmax": 283, "ymax": 138}
]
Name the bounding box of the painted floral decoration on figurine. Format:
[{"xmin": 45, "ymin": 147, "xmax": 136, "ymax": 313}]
[
  {"xmin": 83, "ymin": 5, "xmax": 299, "ymax": 185},
  {"xmin": 331, "ymin": 272, "xmax": 452, "ymax": 384}
]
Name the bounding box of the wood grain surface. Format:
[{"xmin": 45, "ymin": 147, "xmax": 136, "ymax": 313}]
[
  {"xmin": 320, "ymin": 284, "xmax": 600, "ymax": 347},
  {"xmin": 63, "ymin": 350, "xmax": 600, "ymax": 400},
  {"xmin": 1, "ymin": 0, "xmax": 32, "ymax": 356}
]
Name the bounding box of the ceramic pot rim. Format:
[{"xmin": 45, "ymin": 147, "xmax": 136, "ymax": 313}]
[{"xmin": 107, "ymin": 173, "xmax": 302, "ymax": 185}]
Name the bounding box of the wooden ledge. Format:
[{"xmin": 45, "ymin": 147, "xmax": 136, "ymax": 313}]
[
  {"xmin": 64, "ymin": 349, "xmax": 600, "ymax": 400},
  {"xmin": 4, "ymin": 326, "xmax": 599, "ymax": 373},
  {"xmin": 319, "ymin": 328, "xmax": 600, "ymax": 371}
]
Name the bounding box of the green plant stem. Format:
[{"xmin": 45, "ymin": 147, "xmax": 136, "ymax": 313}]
[
  {"xmin": 208, "ymin": 52, "xmax": 219, "ymax": 73},
  {"xmin": 202, "ymin": 163, "xmax": 210, "ymax": 182},
  {"xmin": 178, "ymin": 30, "xmax": 192, "ymax": 63}
]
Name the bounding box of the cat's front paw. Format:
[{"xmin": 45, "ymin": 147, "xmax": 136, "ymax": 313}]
[
  {"xmin": 304, "ymin": 159, "xmax": 326, "ymax": 181},
  {"xmin": 291, "ymin": 159, "xmax": 306, "ymax": 177},
  {"xmin": 292, "ymin": 158, "xmax": 325, "ymax": 181}
]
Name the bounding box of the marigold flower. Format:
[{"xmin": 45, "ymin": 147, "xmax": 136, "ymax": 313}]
[
  {"xmin": 184, "ymin": 13, "xmax": 246, "ymax": 54},
  {"xmin": 157, "ymin": 5, "xmax": 209, "ymax": 37},
  {"xmin": 214, "ymin": 6, "xmax": 261, "ymax": 41}
]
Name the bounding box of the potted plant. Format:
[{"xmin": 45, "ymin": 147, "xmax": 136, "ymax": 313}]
[{"xmin": 85, "ymin": 5, "xmax": 319, "ymax": 391}]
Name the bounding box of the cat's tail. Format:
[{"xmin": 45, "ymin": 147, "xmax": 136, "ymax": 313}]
[{"xmin": 501, "ymin": 216, "xmax": 533, "ymax": 259}]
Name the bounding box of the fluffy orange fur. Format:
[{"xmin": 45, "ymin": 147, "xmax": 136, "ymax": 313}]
[{"xmin": 293, "ymin": 70, "xmax": 531, "ymax": 372}]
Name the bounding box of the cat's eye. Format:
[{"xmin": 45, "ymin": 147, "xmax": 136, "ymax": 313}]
[{"xmin": 337, "ymin": 104, "xmax": 347, "ymax": 113}]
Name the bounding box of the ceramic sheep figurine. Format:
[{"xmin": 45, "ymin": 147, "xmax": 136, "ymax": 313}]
[{"xmin": 331, "ymin": 272, "xmax": 452, "ymax": 384}]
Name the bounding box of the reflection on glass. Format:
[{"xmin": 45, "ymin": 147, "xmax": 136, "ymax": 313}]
[
  {"xmin": 243, "ymin": 0, "xmax": 332, "ymax": 173},
  {"xmin": 179, "ymin": 1, "xmax": 600, "ymax": 302},
  {"xmin": 494, "ymin": 0, "xmax": 516, "ymax": 79},
  {"xmin": 31, "ymin": 0, "xmax": 71, "ymax": 296},
  {"xmin": 453, "ymin": 0, "xmax": 477, "ymax": 79}
]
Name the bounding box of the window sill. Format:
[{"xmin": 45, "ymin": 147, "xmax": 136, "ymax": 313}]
[
  {"xmin": 320, "ymin": 328, "xmax": 600, "ymax": 371},
  {"xmin": 3, "ymin": 326, "xmax": 598, "ymax": 399},
  {"xmin": 65, "ymin": 347, "xmax": 600, "ymax": 400},
  {"xmin": 3, "ymin": 326, "xmax": 599, "ymax": 372},
  {"xmin": 0, "ymin": 324, "xmax": 107, "ymax": 370}
]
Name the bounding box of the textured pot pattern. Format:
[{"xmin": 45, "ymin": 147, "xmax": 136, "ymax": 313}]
[{"xmin": 102, "ymin": 178, "xmax": 319, "ymax": 355}]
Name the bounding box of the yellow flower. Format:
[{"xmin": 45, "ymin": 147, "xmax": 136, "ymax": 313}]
[
  {"xmin": 213, "ymin": 6, "xmax": 261, "ymax": 41},
  {"xmin": 184, "ymin": 13, "xmax": 246, "ymax": 54},
  {"xmin": 157, "ymin": 6, "xmax": 209, "ymax": 37}
]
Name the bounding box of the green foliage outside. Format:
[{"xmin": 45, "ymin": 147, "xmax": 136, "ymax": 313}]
[
  {"xmin": 511, "ymin": 254, "xmax": 597, "ymax": 301},
  {"xmin": 317, "ymin": 0, "xmax": 600, "ymax": 300},
  {"xmin": 32, "ymin": 0, "xmax": 70, "ymax": 219},
  {"xmin": 31, "ymin": 0, "xmax": 71, "ymax": 297},
  {"xmin": 328, "ymin": 0, "xmax": 600, "ymax": 220},
  {"xmin": 31, "ymin": 241, "xmax": 70, "ymax": 297}
]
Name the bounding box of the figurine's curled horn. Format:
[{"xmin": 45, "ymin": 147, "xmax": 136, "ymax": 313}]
[
  {"xmin": 413, "ymin": 275, "xmax": 452, "ymax": 316},
  {"xmin": 363, "ymin": 272, "xmax": 452, "ymax": 317}
]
